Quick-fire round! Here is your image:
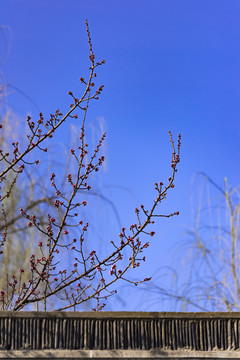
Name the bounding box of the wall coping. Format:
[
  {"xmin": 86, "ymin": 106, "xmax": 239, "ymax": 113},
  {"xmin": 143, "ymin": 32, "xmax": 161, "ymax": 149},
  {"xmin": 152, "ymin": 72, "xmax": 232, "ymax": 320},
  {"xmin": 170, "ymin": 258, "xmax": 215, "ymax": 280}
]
[{"xmin": 0, "ymin": 311, "xmax": 240, "ymax": 319}]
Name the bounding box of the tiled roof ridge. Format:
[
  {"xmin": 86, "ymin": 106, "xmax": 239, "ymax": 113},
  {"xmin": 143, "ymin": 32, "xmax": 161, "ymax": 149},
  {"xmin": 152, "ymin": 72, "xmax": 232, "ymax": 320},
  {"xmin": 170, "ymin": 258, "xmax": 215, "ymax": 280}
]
[{"xmin": 0, "ymin": 312, "xmax": 239, "ymax": 352}]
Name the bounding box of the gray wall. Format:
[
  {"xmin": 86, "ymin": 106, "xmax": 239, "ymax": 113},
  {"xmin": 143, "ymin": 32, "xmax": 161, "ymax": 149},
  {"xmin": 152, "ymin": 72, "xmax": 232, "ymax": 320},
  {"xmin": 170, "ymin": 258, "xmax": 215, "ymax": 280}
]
[{"xmin": 0, "ymin": 312, "xmax": 240, "ymax": 359}]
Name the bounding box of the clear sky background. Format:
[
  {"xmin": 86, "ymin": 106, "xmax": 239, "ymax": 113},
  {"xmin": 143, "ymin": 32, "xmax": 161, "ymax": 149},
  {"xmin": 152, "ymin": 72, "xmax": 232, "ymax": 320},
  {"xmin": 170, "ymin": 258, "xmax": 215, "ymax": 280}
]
[{"xmin": 1, "ymin": 0, "xmax": 240, "ymax": 310}]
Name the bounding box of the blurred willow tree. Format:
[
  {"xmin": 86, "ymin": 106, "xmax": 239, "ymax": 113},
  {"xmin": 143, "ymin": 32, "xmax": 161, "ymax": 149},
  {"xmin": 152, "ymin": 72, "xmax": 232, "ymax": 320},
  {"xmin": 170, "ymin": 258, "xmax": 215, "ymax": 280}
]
[{"xmin": 141, "ymin": 173, "xmax": 240, "ymax": 311}]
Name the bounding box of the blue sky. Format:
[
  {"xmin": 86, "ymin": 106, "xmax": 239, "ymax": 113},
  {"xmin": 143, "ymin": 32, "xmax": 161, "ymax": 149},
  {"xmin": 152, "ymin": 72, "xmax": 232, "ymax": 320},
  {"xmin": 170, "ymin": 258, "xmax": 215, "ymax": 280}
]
[{"xmin": 1, "ymin": 0, "xmax": 240, "ymax": 310}]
